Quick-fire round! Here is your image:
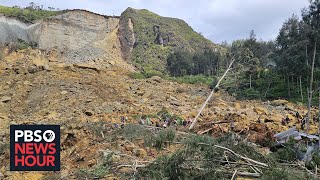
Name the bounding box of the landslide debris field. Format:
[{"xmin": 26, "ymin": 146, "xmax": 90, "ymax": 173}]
[{"xmin": 0, "ymin": 49, "xmax": 319, "ymax": 179}]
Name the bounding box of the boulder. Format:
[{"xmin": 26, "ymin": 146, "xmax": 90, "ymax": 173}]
[
  {"xmin": 253, "ymin": 106, "xmax": 268, "ymax": 115},
  {"xmin": 0, "ymin": 96, "xmax": 11, "ymax": 103},
  {"xmin": 271, "ymin": 99, "xmax": 289, "ymax": 106},
  {"xmin": 124, "ymin": 142, "xmax": 135, "ymax": 152},
  {"xmin": 150, "ymin": 76, "xmax": 162, "ymax": 83},
  {"xmin": 73, "ymin": 64, "xmax": 101, "ymax": 72},
  {"xmin": 60, "ymin": 91, "xmax": 68, "ymax": 95},
  {"xmin": 134, "ymin": 148, "xmax": 147, "ymax": 158},
  {"xmin": 249, "ymin": 123, "xmax": 268, "ymax": 133},
  {"xmin": 233, "ymin": 102, "xmax": 241, "ymax": 110}
]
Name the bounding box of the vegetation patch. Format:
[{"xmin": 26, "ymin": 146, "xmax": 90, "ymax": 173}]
[{"xmin": 0, "ymin": 4, "xmax": 63, "ymax": 23}]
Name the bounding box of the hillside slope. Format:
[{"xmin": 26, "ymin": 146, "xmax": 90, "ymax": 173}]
[
  {"xmin": 119, "ymin": 7, "xmax": 220, "ymax": 71},
  {"xmin": 0, "ymin": 6, "xmax": 220, "ymax": 72}
]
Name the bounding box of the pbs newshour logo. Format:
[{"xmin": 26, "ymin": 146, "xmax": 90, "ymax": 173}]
[{"xmin": 10, "ymin": 125, "xmax": 60, "ymax": 171}]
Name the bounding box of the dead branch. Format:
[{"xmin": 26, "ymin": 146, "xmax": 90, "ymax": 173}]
[
  {"xmin": 189, "ymin": 57, "xmax": 237, "ymax": 130},
  {"xmin": 213, "ymin": 144, "xmax": 268, "ymax": 167},
  {"xmin": 231, "ymin": 169, "xmax": 237, "ymax": 180}
]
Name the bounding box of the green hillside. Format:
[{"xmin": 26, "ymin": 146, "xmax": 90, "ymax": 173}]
[
  {"xmin": 0, "ymin": 5, "xmax": 62, "ymax": 23},
  {"xmin": 120, "ymin": 7, "xmax": 220, "ymax": 72}
]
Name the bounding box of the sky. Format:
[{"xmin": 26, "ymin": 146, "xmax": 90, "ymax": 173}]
[{"xmin": 0, "ymin": 0, "xmax": 310, "ymax": 44}]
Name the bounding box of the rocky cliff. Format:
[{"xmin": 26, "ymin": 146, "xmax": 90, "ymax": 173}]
[
  {"xmin": 0, "ymin": 9, "xmax": 127, "ymax": 68},
  {"xmin": 0, "ymin": 7, "xmax": 219, "ymax": 71}
]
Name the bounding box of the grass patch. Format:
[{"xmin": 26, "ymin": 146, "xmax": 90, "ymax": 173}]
[
  {"xmin": 0, "ymin": 5, "xmax": 63, "ymax": 23},
  {"xmin": 129, "ymin": 69, "xmax": 164, "ymax": 79},
  {"xmin": 116, "ymin": 124, "xmax": 177, "ymax": 150},
  {"xmin": 0, "ymin": 143, "xmax": 9, "ymax": 155},
  {"xmin": 74, "ymin": 152, "xmax": 112, "ymax": 179},
  {"xmin": 166, "ymin": 75, "xmax": 215, "ymax": 85}
]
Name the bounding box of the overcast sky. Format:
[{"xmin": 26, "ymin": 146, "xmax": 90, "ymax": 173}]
[{"xmin": 0, "ymin": 0, "xmax": 310, "ymax": 43}]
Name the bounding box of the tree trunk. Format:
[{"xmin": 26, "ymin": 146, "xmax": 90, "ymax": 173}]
[
  {"xmin": 297, "ymin": 76, "xmax": 300, "ymax": 96},
  {"xmin": 306, "ymin": 44, "xmax": 309, "ymax": 66},
  {"xmin": 287, "ymin": 75, "xmax": 291, "ymax": 98},
  {"xmin": 300, "ymin": 76, "xmax": 304, "ymax": 102},
  {"xmin": 318, "ymin": 88, "xmax": 320, "ymax": 149},
  {"xmin": 264, "ymin": 80, "xmax": 272, "ymax": 98},
  {"xmin": 189, "ymin": 57, "xmax": 236, "ymax": 130},
  {"xmin": 306, "ymin": 40, "xmax": 317, "ymax": 133}
]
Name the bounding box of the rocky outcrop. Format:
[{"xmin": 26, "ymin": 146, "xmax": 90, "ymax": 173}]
[
  {"xmin": 34, "ymin": 10, "xmax": 121, "ymax": 63},
  {"xmin": 0, "ymin": 10, "xmax": 126, "ymax": 67},
  {"xmin": 0, "ymin": 16, "xmax": 31, "ymax": 44}
]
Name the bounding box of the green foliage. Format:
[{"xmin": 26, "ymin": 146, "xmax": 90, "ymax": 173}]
[
  {"xmin": 138, "ymin": 134, "xmax": 272, "ymax": 179},
  {"xmin": 269, "ymin": 139, "xmax": 306, "ymax": 163},
  {"xmin": 120, "ymin": 7, "xmax": 219, "ymax": 71},
  {"xmin": 128, "ymin": 72, "xmax": 146, "ymax": 79},
  {"xmin": 167, "ymin": 75, "xmax": 215, "ymax": 85},
  {"xmin": 0, "ymin": 5, "xmax": 62, "ymax": 23},
  {"xmin": 118, "ymin": 124, "xmax": 153, "ymax": 142},
  {"xmin": 153, "ymin": 128, "xmax": 176, "ymax": 150},
  {"xmin": 15, "ymin": 39, "xmax": 37, "ymax": 50},
  {"xmin": 74, "ymin": 152, "xmax": 112, "ymax": 179},
  {"xmin": 0, "ymin": 143, "xmax": 9, "ymax": 155},
  {"xmin": 305, "ymin": 151, "xmax": 320, "ymax": 170},
  {"xmin": 117, "ymin": 124, "xmax": 176, "ymax": 150},
  {"xmin": 143, "ymin": 69, "xmax": 163, "ymax": 78},
  {"xmin": 166, "ymin": 50, "xmax": 221, "ymax": 77},
  {"xmin": 239, "ymin": 88, "xmax": 261, "ymax": 99}
]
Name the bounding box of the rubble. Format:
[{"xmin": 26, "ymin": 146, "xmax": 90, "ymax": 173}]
[{"xmin": 1, "ymin": 49, "xmax": 320, "ymax": 179}]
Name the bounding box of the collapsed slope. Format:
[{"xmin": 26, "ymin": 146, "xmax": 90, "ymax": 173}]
[
  {"xmin": 0, "ymin": 50, "xmax": 319, "ymax": 179},
  {"xmin": 0, "ymin": 9, "xmax": 127, "ymax": 68},
  {"xmin": 0, "ymin": 6, "xmax": 220, "ymax": 72}
]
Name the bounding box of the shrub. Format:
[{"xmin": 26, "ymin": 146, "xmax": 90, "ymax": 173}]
[
  {"xmin": 0, "ymin": 143, "xmax": 9, "ymax": 155},
  {"xmin": 0, "ymin": 5, "xmax": 62, "ymax": 24},
  {"xmin": 129, "ymin": 72, "xmax": 146, "ymax": 79},
  {"xmin": 74, "ymin": 152, "xmax": 112, "ymax": 179},
  {"xmin": 167, "ymin": 75, "xmax": 215, "ymax": 85},
  {"xmin": 143, "ymin": 69, "xmax": 163, "ymax": 78},
  {"xmin": 154, "ymin": 128, "xmax": 176, "ymax": 150}
]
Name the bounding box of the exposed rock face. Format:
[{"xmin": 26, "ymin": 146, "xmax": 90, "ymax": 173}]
[
  {"xmin": 35, "ymin": 11, "xmax": 120, "ymax": 63},
  {"xmin": 0, "ymin": 8, "xmax": 220, "ymax": 71},
  {"xmin": 0, "ymin": 16, "xmax": 31, "ymax": 44},
  {"xmin": 0, "ymin": 10, "xmax": 130, "ymax": 68},
  {"xmin": 119, "ymin": 15, "xmax": 135, "ymax": 61}
]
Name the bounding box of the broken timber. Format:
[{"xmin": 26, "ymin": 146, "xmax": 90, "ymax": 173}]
[{"xmin": 189, "ymin": 57, "xmax": 236, "ymax": 130}]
